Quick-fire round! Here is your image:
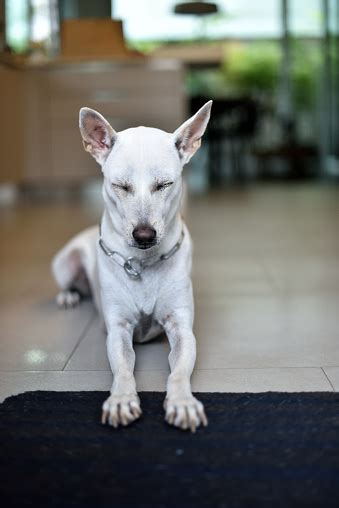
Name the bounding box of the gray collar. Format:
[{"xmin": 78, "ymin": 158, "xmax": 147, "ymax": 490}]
[{"xmin": 98, "ymin": 227, "xmax": 185, "ymax": 279}]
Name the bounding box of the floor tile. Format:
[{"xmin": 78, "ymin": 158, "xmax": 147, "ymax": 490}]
[
  {"xmin": 0, "ymin": 371, "xmax": 112, "ymax": 403},
  {"xmin": 66, "ymin": 294, "xmax": 339, "ymax": 372},
  {"xmin": 262, "ymin": 256, "xmax": 339, "ymax": 292},
  {"xmin": 0, "ymin": 298, "xmax": 95, "ymax": 371},
  {"xmin": 65, "ymin": 317, "xmax": 170, "ymax": 371},
  {"xmin": 192, "ymin": 257, "xmax": 274, "ymax": 297},
  {"xmin": 194, "ymin": 296, "xmax": 339, "ymax": 368},
  {"xmin": 0, "ymin": 370, "xmax": 168, "ymax": 403},
  {"xmin": 0, "ymin": 367, "xmax": 332, "ymax": 404},
  {"xmin": 322, "ymin": 367, "xmax": 339, "ymax": 392},
  {"xmin": 191, "ymin": 367, "xmax": 333, "ymax": 392}
]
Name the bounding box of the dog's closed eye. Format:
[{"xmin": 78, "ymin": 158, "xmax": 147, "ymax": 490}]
[
  {"xmin": 111, "ymin": 182, "xmax": 132, "ymax": 193},
  {"xmin": 153, "ymin": 182, "xmax": 173, "ymax": 192}
]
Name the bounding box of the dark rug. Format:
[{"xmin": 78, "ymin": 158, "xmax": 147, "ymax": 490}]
[{"xmin": 1, "ymin": 391, "xmax": 339, "ymax": 508}]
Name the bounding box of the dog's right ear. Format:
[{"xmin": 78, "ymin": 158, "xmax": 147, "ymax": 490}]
[{"xmin": 79, "ymin": 108, "xmax": 117, "ymax": 165}]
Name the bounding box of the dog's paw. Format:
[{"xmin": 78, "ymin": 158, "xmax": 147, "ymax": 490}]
[
  {"xmin": 164, "ymin": 395, "xmax": 208, "ymax": 432},
  {"xmin": 56, "ymin": 290, "xmax": 80, "ymax": 309},
  {"xmin": 101, "ymin": 393, "xmax": 142, "ymax": 428}
]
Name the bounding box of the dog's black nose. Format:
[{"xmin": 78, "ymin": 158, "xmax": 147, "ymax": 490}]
[{"xmin": 132, "ymin": 225, "xmax": 156, "ymax": 247}]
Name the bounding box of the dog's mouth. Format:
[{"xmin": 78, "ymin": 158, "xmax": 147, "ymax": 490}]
[{"xmin": 134, "ymin": 241, "xmax": 157, "ymax": 250}]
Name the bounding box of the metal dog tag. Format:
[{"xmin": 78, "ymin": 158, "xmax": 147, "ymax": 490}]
[{"xmin": 124, "ymin": 257, "xmax": 143, "ymax": 279}]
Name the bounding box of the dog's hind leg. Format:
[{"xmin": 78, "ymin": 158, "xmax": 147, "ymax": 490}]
[
  {"xmin": 56, "ymin": 288, "xmax": 81, "ymax": 309},
  {"xmin": 52, "ymin": 246, "xmax": 88, "ymax": 309},
  {"xmin": 51, "ymin": 226, "xmax": 99, "ymax": 310}
]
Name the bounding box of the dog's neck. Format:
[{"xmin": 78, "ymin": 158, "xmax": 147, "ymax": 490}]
[{"xmin": 100, "ymin": 208, "xmax": 183, "ymax": 261}]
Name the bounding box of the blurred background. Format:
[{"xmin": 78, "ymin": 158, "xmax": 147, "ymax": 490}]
[{"xmin": 0, "ymin": 0, "xmax": 338, "ymax": 196}]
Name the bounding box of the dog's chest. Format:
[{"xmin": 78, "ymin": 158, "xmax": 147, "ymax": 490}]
[
  {"xmin": 133, "ymin": 311, "xmax": 162, "ymax": 343},
  {"xmin": 130, "ymin": 273, "xmax": 164, "ymax": 342},
  {"xmin": 129, "ymin": 269, "xmax": 162, "ymax": 312}
]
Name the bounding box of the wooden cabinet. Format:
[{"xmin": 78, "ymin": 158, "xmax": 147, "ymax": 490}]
[{"xmin": 0, "ymin": 60, "xmax": 186, "ymax": 184}]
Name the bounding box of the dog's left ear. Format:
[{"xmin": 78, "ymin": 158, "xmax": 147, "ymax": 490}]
[
  {"xmin": 79, "ymin": 107, "xmax": 117, "ymax": 165},
  {"xmin": 173, "ymin": 100, "xmax": 212, "ymax": 164}
]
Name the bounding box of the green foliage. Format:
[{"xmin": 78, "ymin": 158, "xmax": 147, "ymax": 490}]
[
  {"xmin": 186, "ymin": 69, "xmax": 230, "ymax": 98},
  {"xmin": 222, "ymin": 40, "xmax": 321, "ymax": 109},
  {"xmin": 127, "ymin": 40, "xmax": 163, "ymax": 54},
  {"xmin": 224, "ymin": 42, "xmax": 281, "ymax": 93},
  {"xmin": 290, "ymin": 40, "xmax": 321, "ymax": 109}
]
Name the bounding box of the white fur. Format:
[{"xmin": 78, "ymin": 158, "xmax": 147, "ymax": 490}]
[
  {"xmin": 52, "ymin": 101, "xmax": 212, "ymax": 432},
  {"xmin": 56, "ymin": 290, "xmax": 80, "ymax": 308}
]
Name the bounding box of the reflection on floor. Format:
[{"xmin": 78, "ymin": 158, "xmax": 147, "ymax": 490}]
[{"xmin": 1, "ymin": 183, "xmax": 339, "ymax": 401}]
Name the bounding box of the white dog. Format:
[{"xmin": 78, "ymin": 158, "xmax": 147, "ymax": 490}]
[{"xmin": 52, "ymin": 101, "xmax": 212, "ymax": 432}]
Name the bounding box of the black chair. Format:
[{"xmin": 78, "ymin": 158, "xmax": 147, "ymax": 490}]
[{"xmin": 190, "ymin": 96, "xmax": 259, "ymax": 185}]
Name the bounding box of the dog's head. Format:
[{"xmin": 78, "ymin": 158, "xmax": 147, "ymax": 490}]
[{"xmin": 79, "ymin": 101, "xmax": 212, "ymax": 250}]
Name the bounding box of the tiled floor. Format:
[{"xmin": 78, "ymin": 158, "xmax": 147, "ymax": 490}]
[{"xmin": 1, "ymin": 183, "xmax": 338, "ymax": 401}]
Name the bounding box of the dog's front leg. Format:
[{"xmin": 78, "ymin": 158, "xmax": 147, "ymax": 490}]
[
  {"xmin": 162, "ymin": 311, "xmax": 208, "ymax": 432},
  {"xmin": 101, "ymin": 316, "xmax": 141, "ymax": 428}
]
